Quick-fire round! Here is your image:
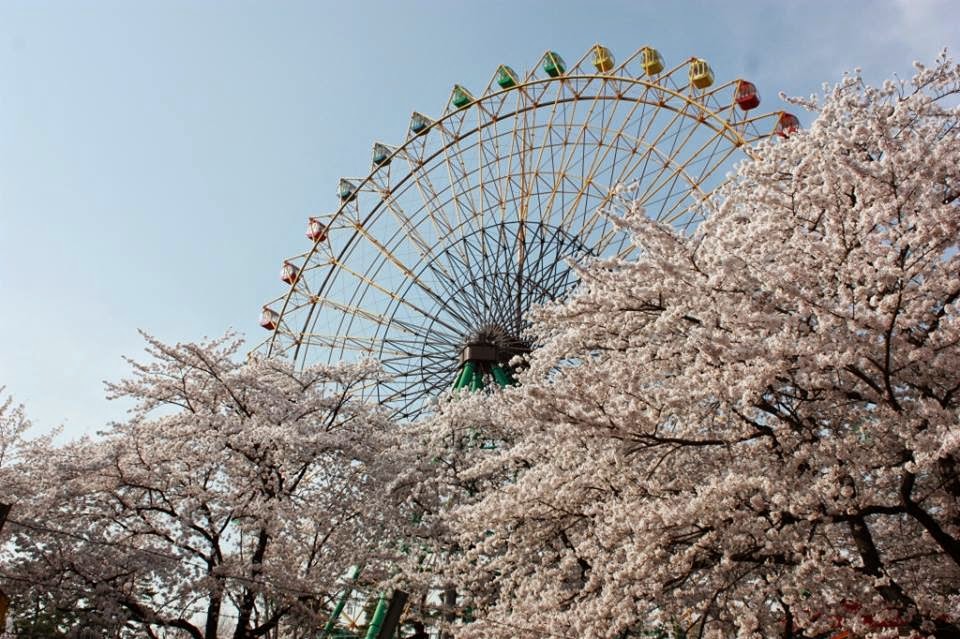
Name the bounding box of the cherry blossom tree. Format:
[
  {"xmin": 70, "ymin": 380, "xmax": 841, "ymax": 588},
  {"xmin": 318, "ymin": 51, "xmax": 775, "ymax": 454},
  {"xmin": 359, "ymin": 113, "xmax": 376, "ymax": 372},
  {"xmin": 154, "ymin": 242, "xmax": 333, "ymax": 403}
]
[
  {"xmin": 403, "ymin": 53, "xmax": 960, "ymax": 639},
  {"xmin": 0, "ymin": 333, "xmax": 395, "ymax": 639}
]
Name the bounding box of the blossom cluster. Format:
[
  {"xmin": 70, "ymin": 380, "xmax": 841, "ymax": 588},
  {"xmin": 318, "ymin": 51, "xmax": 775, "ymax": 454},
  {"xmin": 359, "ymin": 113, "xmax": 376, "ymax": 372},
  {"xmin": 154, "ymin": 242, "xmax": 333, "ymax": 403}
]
[{"xmin": 399, "ymin": 53, "xmax": 960, "ymax": 639}]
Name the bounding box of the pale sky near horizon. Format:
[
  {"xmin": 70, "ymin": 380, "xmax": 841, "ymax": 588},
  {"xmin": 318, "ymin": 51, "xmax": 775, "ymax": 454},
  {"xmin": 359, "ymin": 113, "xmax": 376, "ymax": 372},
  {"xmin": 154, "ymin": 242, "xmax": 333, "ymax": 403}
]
[{"xmin": 1, "ymin": 0, "xmax": 957, "ymax": 440}]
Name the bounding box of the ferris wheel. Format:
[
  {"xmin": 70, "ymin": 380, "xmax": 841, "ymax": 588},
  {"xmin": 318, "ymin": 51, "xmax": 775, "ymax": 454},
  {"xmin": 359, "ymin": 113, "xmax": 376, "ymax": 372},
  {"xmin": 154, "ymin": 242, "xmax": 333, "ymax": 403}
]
[{"xmin": 257, "ymin": 44, "xmax": 796, "ymax": 421}]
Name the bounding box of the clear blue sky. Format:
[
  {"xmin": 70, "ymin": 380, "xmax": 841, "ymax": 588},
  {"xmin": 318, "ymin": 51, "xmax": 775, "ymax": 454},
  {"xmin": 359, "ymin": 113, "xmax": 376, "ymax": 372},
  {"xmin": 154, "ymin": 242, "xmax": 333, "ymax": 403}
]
[{"xmin": 1, "ymin": 0, "xmax": 956, "ymax": 439}]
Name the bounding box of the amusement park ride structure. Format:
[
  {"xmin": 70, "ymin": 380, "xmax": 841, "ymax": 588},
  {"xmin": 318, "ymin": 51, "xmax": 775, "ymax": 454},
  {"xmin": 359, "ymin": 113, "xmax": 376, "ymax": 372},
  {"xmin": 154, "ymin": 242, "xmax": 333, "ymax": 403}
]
[{"xmin": 257, "ymin": 44, "xmax": 797, "ymax": 637}]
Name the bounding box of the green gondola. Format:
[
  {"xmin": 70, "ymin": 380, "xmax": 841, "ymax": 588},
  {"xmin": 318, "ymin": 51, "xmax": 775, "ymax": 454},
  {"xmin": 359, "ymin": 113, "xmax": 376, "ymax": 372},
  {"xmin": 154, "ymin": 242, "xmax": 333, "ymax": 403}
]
[
  {"xmin": 542, "ymin": 51, "xmax": 566, "ymax": 77},
  {"xmin": 338, "ymin": 179, "xmax": 357, "ymax": 203},
  {"xmin": 451, "ymin": 84, "xmax": 473, "ymax": 109},
  {"xmin": 496, "ymin": 64, "xmax": 519, "ymax": 89},
  {"xmin": 410, "ymin": 111, "xmax": 431, "ymax": 135},
  {"xmin": 371, "ymin": 143, "xmax": 391, "ymax": 167}
]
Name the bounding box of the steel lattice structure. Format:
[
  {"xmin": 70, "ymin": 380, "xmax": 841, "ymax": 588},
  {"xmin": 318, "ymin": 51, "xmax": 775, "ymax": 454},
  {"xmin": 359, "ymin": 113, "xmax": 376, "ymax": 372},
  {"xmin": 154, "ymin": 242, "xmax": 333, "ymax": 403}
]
[{"xmin": 257, "ymin": 45, "xmax": 793, "ymax": 422}]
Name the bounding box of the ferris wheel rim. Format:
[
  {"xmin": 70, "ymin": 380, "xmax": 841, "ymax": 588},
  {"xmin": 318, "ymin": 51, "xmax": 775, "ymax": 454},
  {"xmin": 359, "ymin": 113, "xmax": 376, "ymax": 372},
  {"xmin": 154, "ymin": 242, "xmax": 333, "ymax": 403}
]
[{"xmin": 261, "ymin": 53, "xmax": 781, "ymax": 360}]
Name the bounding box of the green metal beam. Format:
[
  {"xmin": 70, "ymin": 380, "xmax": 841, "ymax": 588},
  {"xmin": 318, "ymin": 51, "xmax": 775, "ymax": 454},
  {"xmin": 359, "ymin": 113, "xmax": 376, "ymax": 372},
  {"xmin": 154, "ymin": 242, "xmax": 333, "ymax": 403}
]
[
  {"xmin": 469, "ymin": 367, "xmax": 484, "ymax": 391},
  {"xmin": 363, "ymin": 594, "xmax": 388, "ymax": 639},
  {"xmin": 491, "ymin": 365, "xmax": 511, "ymax": 388},
  {"xmin": 321, "ymin": 565, "xmax": 361, "ymax": 638},
  {"xmin": 453, "ymin": 361, "xmax": 476, "ymax": 390}
]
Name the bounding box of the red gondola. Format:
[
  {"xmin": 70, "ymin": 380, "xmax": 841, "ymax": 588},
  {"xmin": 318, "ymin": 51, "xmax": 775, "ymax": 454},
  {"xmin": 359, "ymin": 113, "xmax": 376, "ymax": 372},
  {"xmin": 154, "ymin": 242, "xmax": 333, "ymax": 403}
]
[
  {"xmin": 260, "ymin": 307, "xmax": 279, "ymax": 331},
  {"xmin": 735, "ymin": 80, "xmax": 760, "ymax": 110},
  {"xmin": 775, "ymin": 112, "xmax": 800, "ymax": 137},
  {"xmin": 306, "ymin": 217, "xmax": 328, "ymax": 242},
  {"xmin": 280, "ymin": 261, "xmax": 299, "ymax": 285}
]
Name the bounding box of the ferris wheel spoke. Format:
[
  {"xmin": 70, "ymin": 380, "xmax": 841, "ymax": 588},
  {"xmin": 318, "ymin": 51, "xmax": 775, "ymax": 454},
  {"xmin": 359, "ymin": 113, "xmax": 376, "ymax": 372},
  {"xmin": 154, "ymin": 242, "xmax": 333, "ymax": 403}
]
[
  {"xmin": 504, "ymin": 122, "xmax": 529, "ymax": 230},
  {"xmin": 436, "ymin": 233, "xmax": 520, "ymax": 330},
  {"xmin": 406, "ymin": 350, "xmax": 462, "ymax": 365},
  {"xmin": 549, "ymin": 94, "xmax": 648, "ymax": 245},
  {"xmin": 658, "ymin": 137, "xmax": 741, "ymax": 228},
  {"xmin": 418, "ymin": 228, "xmax": 502, "ymax": 322},
  {"xmin": 313, "ymin": 297, "xmax": 440, "ymax": 346},
  {"xmin": 486, "ymin": 223, "xmax": 515, "ymax": 289},
  {"xmin": 476, "ymin": 126, "xmax": 505, "ymax": 231},
  {"xmin": 378, "ymin": 195, "xmax": 455, "ymax": 280},
  {"xmin": 348, "ymin": 220, "xmax": 478, "ymax": 331},
  {"xmin": 400, "ymin": 151, "xmax": 468, "ymax": 262},
  {"xmin": 636, "ymin": 121, "xmax": 723, "ymax": 221},
  {"xmin": 625, "ymin": 126, "xmax": 697, "ymax": 217},
  {"xmin": 651, "ymin": 162, "xmax": 694, "ymax": 230},
  {"xmin": 327, "ymin": 257, "xmax": 472, "ymax": 337},
  {"xmin": 601, "ymin": 111, "xmax": 674, "ymax": 207},
  {"xmin": 438, "ymin": 127, "xmax": 482, "ymax": 230},
  {"xmin": 582, "ymin": 93, "xmax": 657, "ymax": 198},
  {"xmin": 501, "ymin": 89, "xmax": 531, "ymax": 212},
  {"xmin": 506, "ymin": 90, "xmax": 555, "ymax": 232},
  {"xmin": 541, "ymin": 98, "xmax": 604, "ymax": 230},
  {"xmin": 480, "ymin": 98, "xmax": 514, "ymax": 229},
  {"xmin": 594, "ymin": 106, "xmax": 700, "ymax": 225},
  {"xmin": 380, "ymin": 373, "xmax": 455, "ymax": 414},
  {"xmin": 473, "ymin": 131, "xmax": 511, "ymax": 312},
  {"xmin": 614, "ymin": 103, "xmax": 682, "ymax": 204},
  {"xmin": 379, "ymin": 335, "xmax": 459, "ymax": 353},
  {"xmin": 688, "ymin": 130, "xmax": 741, "ymax": 186},
  {"xmin": 516, "ymin": 79, "xmax": 570, "ymax": 231},
  {"xmin": 378, "ymin": 357, "xmax": 453, "ymax": 378},
  {"xmin": 525, "ymin": 261, "xmax": 574, "ymax": 308},
  {"xmin": 548, "ymin": 97, "xmax": 641, "ymax": 238},
  {"xmin": 298, "ymin": 334, "xmax": 412, "ymax": 359},
  {"xmin": 376, "ymin": 190, "xmax": 465, "ymax": 292},
  {"xmin": 446, "ymin": 137, "xmax": 508, "ymax": 298}
]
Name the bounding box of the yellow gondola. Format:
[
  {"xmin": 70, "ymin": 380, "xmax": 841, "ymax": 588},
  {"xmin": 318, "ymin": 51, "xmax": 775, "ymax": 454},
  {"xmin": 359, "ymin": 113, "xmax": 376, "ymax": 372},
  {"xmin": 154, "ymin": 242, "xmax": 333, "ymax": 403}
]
[
  {"xmin": 641, "ymin": 47, "xmax": 664, "ymax": 76},
  {"xmin": 689, "ymin": 58, "xmax": 714, "ymax": 89},
  {"xmin": 592, "ymin": 45, "xmax": 615, "ymax": 73}
]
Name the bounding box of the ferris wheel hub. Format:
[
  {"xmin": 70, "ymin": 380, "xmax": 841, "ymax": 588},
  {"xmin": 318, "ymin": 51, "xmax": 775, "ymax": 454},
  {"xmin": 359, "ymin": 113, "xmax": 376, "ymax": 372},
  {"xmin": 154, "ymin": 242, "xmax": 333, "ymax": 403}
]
[
  {"xmin": 459, "ymin": 343, "xmax": 498, "ymax": 365},
  {"xmin": 459, "ymin": 324, "xmax": 530, "ymax": 366}
]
